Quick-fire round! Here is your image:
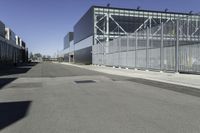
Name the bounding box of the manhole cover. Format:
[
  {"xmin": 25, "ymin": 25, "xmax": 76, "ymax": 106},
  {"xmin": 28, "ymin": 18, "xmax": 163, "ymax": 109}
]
[{"xmin": 74, "ymin": 80, "xmax": 96, "ymax": 84}]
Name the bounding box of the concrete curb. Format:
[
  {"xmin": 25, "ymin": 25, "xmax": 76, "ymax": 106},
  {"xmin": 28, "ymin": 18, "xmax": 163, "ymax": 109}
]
[{"xmin": 55, "ymin": 62, "xmax": 200, "ymax": 90}]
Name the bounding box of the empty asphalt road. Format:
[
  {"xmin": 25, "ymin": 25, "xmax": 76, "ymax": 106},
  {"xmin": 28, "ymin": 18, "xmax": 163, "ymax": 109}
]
[{"xmin": 0, "ymin": 62, "xmax": 200, "ymax": 133}]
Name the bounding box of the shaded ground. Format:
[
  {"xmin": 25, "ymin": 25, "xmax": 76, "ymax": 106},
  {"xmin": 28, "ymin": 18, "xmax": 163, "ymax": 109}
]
[
  {"xmin": 0, "ymin": 63, "xmax": 38, "ymax": 77},
  {"xmin": 0, "ymin": 78, "xmax": 16, "ymax": 89},
  {"xmin": 0, "ymin": 101, "xmax": 32, "ymax": 130},
  {"xmin": 0, "ymin": 63, "xmax": 38, "ymax": 89}
]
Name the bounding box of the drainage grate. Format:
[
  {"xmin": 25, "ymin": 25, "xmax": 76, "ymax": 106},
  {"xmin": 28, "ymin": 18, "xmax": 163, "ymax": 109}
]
[{"xmin": 74, "ymin": 80, "xmax": 96, "ymax": 84}]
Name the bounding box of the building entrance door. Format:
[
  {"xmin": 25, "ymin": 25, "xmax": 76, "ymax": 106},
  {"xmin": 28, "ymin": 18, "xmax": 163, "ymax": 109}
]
[{"xmin": 69, "ymin": 54, "xmax": 74, "ymax": 63}]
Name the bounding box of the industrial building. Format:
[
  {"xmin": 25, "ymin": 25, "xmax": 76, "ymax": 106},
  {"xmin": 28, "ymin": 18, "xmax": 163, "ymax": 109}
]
[
  {"xmin": 0, "ymin": 20, "xmax": 28, "ymax": 65},
  {"xmin": 61, "ymin": 5, "xmax": 200, "ymax": 73},
  {"xmin": 59, "ymin": 32, "xmax": 74, "ymax": 62}
]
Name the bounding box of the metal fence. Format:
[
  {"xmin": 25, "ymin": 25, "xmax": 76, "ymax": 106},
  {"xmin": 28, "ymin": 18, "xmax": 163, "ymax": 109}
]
[{"xmin": 93, "ymin": 19, "xmax": 200, "ymax": 73}]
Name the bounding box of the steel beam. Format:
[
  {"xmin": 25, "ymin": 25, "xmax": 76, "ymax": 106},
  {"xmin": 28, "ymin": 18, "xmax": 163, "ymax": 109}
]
[
  {"xmin": 109, "ymin": 15, "xmax": 128, "ymax": 35},
  {"xmin": 175, "ymin": 20, "xmax": 179, "ymax": 73}
]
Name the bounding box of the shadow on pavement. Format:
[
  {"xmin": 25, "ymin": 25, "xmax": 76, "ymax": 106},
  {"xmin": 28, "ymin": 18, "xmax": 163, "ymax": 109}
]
[
  {"xmin": 0, "ymin": 62, "xmax": 38, "ymax": 77},
  {"xmin": 126, "ymin": 78, "xmax": 200, "ymax": 98},
  {"xmin": 0, "ymin": 101, "xmax": 32, "ymax": 130},
  {"xmin": 0, "ymin": 78, "xmax": 17, "ymax": 89}
]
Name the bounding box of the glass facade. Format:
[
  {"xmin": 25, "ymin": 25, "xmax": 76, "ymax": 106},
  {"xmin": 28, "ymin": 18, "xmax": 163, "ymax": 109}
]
[
  {"xmin": 74, "ymin": 7, "xmax": 94, "ymax": 44},
  {"xmin": 64, "ymin": 32, "xmax": 73, "ymax": 49}
]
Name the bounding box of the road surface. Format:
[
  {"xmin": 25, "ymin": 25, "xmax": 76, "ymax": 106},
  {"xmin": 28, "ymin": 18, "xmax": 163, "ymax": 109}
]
[{"xmin": 0, "ymin": 62, "xmax": 200, "ymax": 133}]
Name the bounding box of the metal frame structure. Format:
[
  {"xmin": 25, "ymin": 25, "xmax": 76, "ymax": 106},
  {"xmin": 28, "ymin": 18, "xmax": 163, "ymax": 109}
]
[
  {"xmin": 92, "ymin": 6, "xmax": 200, "ymax": 73},
  {"xmin": 94, "ymin": 7, "xmax": 200, "ymax": 44}
]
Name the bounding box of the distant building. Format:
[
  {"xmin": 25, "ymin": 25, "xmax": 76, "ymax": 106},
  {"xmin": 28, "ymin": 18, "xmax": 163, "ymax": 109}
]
[
  {"xmin": 60, "ymin": 5, "xmax": 200, "ymax": 73},
  {"xmin": 5, "ymin": 28, "xmax": 16, "ymax": 44},
  {"xmin": 59, "ymin": 32, "xmax": 74, "ymax": 62},
  {"xmin": 0, "ymin": 20, "xmax": 28, "ymax": 64},
  {"xmin": 64, "ymin": 32, "xmax": 73, "ymax": 49},
  {"xmin": 0, "ymin": 21, "xmax": 5, "ymax": 38}
]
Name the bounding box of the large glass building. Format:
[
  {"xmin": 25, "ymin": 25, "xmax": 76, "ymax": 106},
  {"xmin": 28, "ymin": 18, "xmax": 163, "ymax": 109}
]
[
  {"xmin": 63, "ymin": 5, "xmax": 200, "ymax": 73},
  {"xmin": 64, "ymin": 32, "xmax": 73, "ymax": 49}
]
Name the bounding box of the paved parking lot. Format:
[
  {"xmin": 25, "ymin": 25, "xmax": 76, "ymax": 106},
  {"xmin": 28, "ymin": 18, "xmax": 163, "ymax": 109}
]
[{"xmin": 1, "ymin": 62, "xmax": 200, "ymax": 133}]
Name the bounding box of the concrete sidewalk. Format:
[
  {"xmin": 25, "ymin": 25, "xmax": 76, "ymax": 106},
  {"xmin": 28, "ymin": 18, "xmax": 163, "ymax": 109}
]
[{"xmin": 56, "ymin": 62, "xmax": 200, "ymax": 89}]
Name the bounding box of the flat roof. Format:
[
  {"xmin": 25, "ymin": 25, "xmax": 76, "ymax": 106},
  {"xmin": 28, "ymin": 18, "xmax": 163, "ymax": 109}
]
[{"xmin": 92, "ymin": 5, "xmax": 198, "ymax": 16}]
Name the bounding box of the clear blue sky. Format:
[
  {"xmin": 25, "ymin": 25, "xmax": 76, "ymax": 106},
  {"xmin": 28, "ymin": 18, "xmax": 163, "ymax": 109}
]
[{"xmin": 0, "ymin": 0, "xmax": 199, "ymax": 56}]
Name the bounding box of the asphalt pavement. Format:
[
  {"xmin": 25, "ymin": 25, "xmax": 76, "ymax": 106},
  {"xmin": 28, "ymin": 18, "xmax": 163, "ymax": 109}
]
[{"xmin": 0, "ymin": 62, "xmax": 200, "ymax": 133}]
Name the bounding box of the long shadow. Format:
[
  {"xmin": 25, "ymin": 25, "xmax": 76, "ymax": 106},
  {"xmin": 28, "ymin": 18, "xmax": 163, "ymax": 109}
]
[
  {"xmin": 126, "ymin": 78, "xmax": 200, "ymax": 97},
  {"xmin": 0, "ymin": 62, "xmax": 38, "ymax": 76},
  {"xmin": 0, "ymin": 78, "xmax": 17, "ymax": 89},
  {"xmin": 0, "ymin": 101, "xmax": 32, "ymax": 130},
  {"xmin": 0, "ymin": 62, "xmax": 38, "ymax": 89}
]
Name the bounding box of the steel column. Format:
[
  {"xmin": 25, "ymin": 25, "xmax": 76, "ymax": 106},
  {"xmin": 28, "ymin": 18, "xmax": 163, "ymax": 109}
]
[
  {"xmin": 126, "ymin": 37, "xmax": 128, "ymax": 67},
  {"xmin": 135, "ymin": 32, "xmax": 138, "ymax": 68},
  {"xmin": 146, "ymin": 28, "xmax": 149, "ymax": 70},
  {"xmin": 175, "ymin": 20, "xmax": 179, "ymax": 72},
  {"xmin": 160, "ymin": 22, "xmax": 164, "ymax": 71}
]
